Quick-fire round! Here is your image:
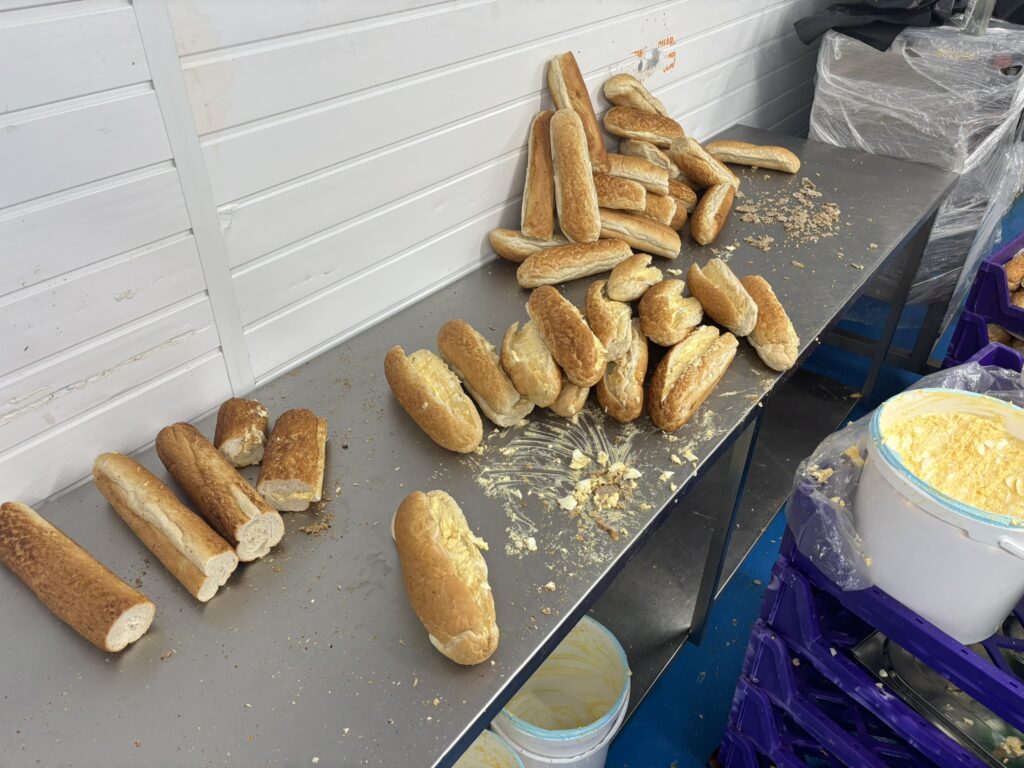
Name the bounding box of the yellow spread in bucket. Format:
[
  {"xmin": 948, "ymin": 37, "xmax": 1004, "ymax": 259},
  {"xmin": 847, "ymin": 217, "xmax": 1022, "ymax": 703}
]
[{"xmin": 882, "ymin": 411, "xmax": 1024, "ymax": 521}]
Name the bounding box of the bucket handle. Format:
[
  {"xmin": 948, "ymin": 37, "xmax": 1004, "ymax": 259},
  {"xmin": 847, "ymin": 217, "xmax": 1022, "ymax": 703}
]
[{"xmin": 999, "ymin": 537, "xmax": 1024, "ymax": 560}]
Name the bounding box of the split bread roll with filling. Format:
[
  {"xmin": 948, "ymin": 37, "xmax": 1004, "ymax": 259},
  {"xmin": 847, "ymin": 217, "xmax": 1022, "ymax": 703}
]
[
  {"xmin": 522, "ymin": 111, "xmax": 556, "ymax": 239},
  {"xmin": 596, "ymin": 320, "xmax": 648, "ymax": 422},
  {"xmin": 437, "ymin": 320, "xmax": 534, "ymax": 427},
  {"xmin": 648, "ymin": 326, "xmax": 739, "ymax": 432},
  {"xmin": 691, "ymin": 183, "xmax": 736, "ymax": 246},
  {"xmin": 606, "ymin": 153, "xmax": 670, "ymax": 195},
  {"xmin": 1005, "ymin": 249, "xmax": 1024, "ymax": 289},
  {"xmin": 687, "ymin": 259, "xmax": 758, "ymax": 337},
  {"xmin": 490, "ymin": 229, "xmax": 568, "ymax": 263},
  {"xmin": 516, "ymin": 239, "xmax": 632, "ymax": 289},
  {"xmin": 93, "ymin": 453, "xmax": 239, "ymax": 602},
  {"xmin": 668, "ymin": 137, "xmax": 739, "ymax": 189},
  {"xmin": 156, "ymin": 423, "xmax": 285, "ymax": 562},
  {"xmin": 549, "ymin": 381, "xmax": 589, "ymax": 419},
  {"xmin": 393, "ymin": 490, "xmax": 498, "ymax": 665},
  {"xmin": 550, "ymin": 108, "xmax": 601, "ymax": 244},
  {"xmin": 668, "ymin": 178, "xmax": 698, "ymax": 214},
  {"xmin": 607, "ymin": 253, "xmax": 663, "ymax": 302},
  {"xmin": 599, "ymin": 209, "xmax": 681, "ymax": 259},
  {"xmin": 585, "ymin": 280, "xmax": 632, "ymax": 360},
  {"xmin": 618, "ymin": 138, "xmax": 681, "ymax": 179},
  {"xmin": 384, "ymin": 346, "xmax": 483, "ymax": 453},
  {"xmin": 214, "ymin": 398, "xmax": 268, "ymax": 468},
  {"xmin": 0, "ymin": 501, "xmax": 155, "ymax": 652},
  {"xmin": 603, "ymin": 74, "xmax": 668, "ymax": 115},
  {"xmin": 638, "ymin": 278, "xmax": 704, "ymax": 346},
  {"xmin": 527, "ymin": 286, "xmax": 608, "ymax": 387},
  {"xmin": 740, "ymin": 275, "xmax": 800, "ymax": 371},
  {"xmin": 640, "ymin": 193, "xmax": 678, "ymax": 227},
  {"xmin": 603, "ymin": 106, "xmax": 684, "ymax": 148},
  {"xmin": 256, "ymin": 409, "xmax": 328, "ymax": 512},
  {"xmin": 548, "ymin": 52, "xmax": 608, "ymax": 172},
  {"xmin": 500, "ymin": 321, "xmax": 562, "ymax": 408},
  {"xmin": 593, "ymin": 173, "xmax": 646, "ymax": 212},
  {"xmin": 704, "ymin": 140, "xmax": 801, "ymax": 174}
]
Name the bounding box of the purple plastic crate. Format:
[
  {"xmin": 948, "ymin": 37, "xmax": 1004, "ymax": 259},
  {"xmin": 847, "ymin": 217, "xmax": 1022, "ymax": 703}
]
[
  {"xmin": 965, "ymin": 341, "xmax": 1024, "ymax": 371},
  {"xmin": 966, "ymin": 229, "xmax": 1024, "ymax": 334},
  {"xmin": 943, "ymin": 310, "xmax": 989, "ymax": 367},
  {"xmin": 720, "ymin": 727, "xmax": 804, "ymax": 768}
]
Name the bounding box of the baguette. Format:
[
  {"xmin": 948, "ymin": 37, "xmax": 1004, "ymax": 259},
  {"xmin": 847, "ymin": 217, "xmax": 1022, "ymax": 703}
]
[
  {"xmin": 638, "ymin": 278, "xmax": 703, "ymax": 346},
  {"xmin": 550, "ymin": 109, "xmax": 601, "ymax": 244},
  {"xmin": 648, "ymin": 326, "xmax": 739, "ymax": 431},
  {"xmin": 704, "ymin": 140, "xmax": 801, "ymax": 174},
  {"xmin": 213, "ymin": 398, "xmax": 268, "ymax": 467},
  {"xmin": 603, "ymin": 74, "xmax": 667, "ymax": 116},
  {"xmin": 585, "ymin": 280, "xmax": 632, "ymax": 360},
  {"xmin": 687, "ymin": 259, "xmax": 758, "ymax": 337},
  {"xmin": 500, "ymin": 321, "xmax": 562, "ymax": 408},
  {"xmin": 516, "ymin": 239, "xmax": 632, "ymax": 289},
  {"xmin": 690, "ymin": 183, "xmax": 735, "ymax": 246},
  {"xmin": 549, "ymin": 381, "xmax": 589, "ymax": 419},
  {"xmin": 668, "ymin": 137, "xmax": 739, "ymax": 189},
  {"xmin": 393, "ymin": 490, "xmax": 498, "ymax": 665},
  {"xmin": 668, "ymin": 178, "xmax": 698, "ymax": 214},
  {"xmin": 384, "ymin": 346, "xmax": 483, "ymax": 452},
  {"xmin": 256, "ymin": 409, "xmax": 328, "ymax": 512},
  {"xmin": 522, "ymin": 111, "xmax": 556, "ymax": 239},
  {"xmin": 156, "ymin": 423, "xmax": 285, "ymax": 562},
  {"xmin": 599, "ymin": 209, "xmax": 681, "ymax": 259},
  {"xmin": 0, "ymin": 501, "xmax": 155, "ymax": 652},
  {"xmin": 93, "ymin": 453, "xmax": 238, "ymax": 602},
  {"xmin": 593, "ymin": 172, "xmax": 646, "ymax": 212},
  {"xmin": 1006, "ymin": 249, "xmax": 1024, "ymax": 289},
  {"xmin": 437, "ymin": 320, "xmax": 534, "ymax": 427},
  {"xmin": 604, "ymin": 106, "xmax": 684, "ymax": 148},
  {"xmin": 606, "ymin": 153, "xmax": 670, "ymax": 195},
  {"xmin": 489, "ymin": 229, "xmax": 569, "ymax": 263},
  {"xmin": 527, "ymin": 286, "xmax": 607, "ymax": 387},
  {"xmin": 740, "ymin": 275, "xmax": 800, "ymax": 372},
  {"xmin": 607, "ymin": 253, "xmax": 663, "ymax": 301},
  {"xmin": 596, "ymin": 320, "xmax": 648, "ymax": 422},
  {"xmin": 547, "ymin": 52, "xmax": 608, "ymax": 172},
  {"xmin": 640, "ymin": 193, "xmax": 677, "ymax": 227},
  {"xmin": 618, "ymin": 138, "xmax": 681, "ymax": 178}
]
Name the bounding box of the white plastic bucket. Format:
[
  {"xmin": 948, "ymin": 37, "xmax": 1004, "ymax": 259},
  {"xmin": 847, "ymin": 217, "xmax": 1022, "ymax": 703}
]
[
  {"xmin": 493, "ymin": 616, "xmax": 630, "ymax": 761},
  {"xmin": 855, "ymin": 388, "xmax": 1024, "ymax": 644},
  {"xmin": 454, "ymin": 730, "xmax": 524, "ymax": 768}
]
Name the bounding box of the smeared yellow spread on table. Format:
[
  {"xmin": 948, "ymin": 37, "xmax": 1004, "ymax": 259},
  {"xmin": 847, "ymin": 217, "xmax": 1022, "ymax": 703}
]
[{"xmin": 882, "ymin": 412, "xmax": 1024, "ymax": 520}]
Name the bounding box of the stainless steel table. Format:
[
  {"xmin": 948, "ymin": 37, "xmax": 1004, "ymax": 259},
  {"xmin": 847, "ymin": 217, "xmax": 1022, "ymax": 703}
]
[{"xmin": 0, "ymin": 126, "xmax": 954, "ymax": 768}]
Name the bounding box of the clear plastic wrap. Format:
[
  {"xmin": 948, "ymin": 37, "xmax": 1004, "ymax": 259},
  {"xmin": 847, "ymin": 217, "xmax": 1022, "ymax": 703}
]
[{"xmin": 786, "ymin": 362, "xmax": 1024, "ymax": 590}]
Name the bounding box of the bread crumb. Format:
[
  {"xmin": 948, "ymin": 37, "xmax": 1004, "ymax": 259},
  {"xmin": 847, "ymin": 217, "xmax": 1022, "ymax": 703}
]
[
  {"xmin": 525, "ymin": 537, "xmax": 537, "ymax": 551},
  {"xmin": 670, "ymin": 454, "xmax": 682, "ymax": 465},
  {"xmin": 569, "ymin": 449, "xmax": 591, "ymax": 470},
  {"xmin": 659, "ymin": 471, "xmax": 674, "ymax": 482},
  {"xmin": 869, "ymin": 243, "xmax": 878, "ymax": 249},
  {"xmin": 681, "ymin": 448, "xmax": 698, "ymax": 463},
  {"xmin": 160, "ymin": 649, "xmax": 176, "ymax": 661},
  {"xmin": 543, "ymin": 581, "xmax": 557, "ymax": 592},
  {"xmin": 666, "ymin": 268, "xmax": 683, "ymax": 276},
  {"xmin": 851, "ymin": 263, "xmax": 865, "ymax": 270},
  {"xmin": 791, "ymin": 260, "xmax": 805, "ymax": 269},
  {"xmin": 558, "ymin": 495, "xmax": 578, "ymax": 512},
  {"xmin": 842, "ymin": 446, "xmax": 865, "ymax": 468},
  {"xmin": 312, "ymin": 758, "xmax": 320, "ymax": 764},
  {"xmin": 541, "ymin": 607, "xmax": 552, "ymax": 615},
  {"xmin": 596, "ymin": 451, "xmax": 609, "ymax": 467}
]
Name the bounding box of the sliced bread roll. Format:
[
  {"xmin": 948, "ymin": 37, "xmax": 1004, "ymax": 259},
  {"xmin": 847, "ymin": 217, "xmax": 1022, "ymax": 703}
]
[
  {"xmin": 596, "ymin": 320, "xmax": 648, "ymax": 423},
  {"xmin": 604, "ymin": 106, "xmax": 684, "ymax": 148},
  {"xmin": 618, "ymin": 138, "xmax": 681, "ymax": 178},
  {"xmin": 522, "ymin": 111, "xmax": 556, "ymax": 239},
  {"xmin": 606, "ymin": 153, "xmax": 670, "ymax": 195},
  {"xmin": 593, "ymin": 172, "xmax": 646, "ymax": 212},
  {"xmin": 550, "ymin": 109, "xmax": 601, "ymax": 244},
  {"xmin": 668, "ymin": 137, "xmax": 739, "ymax": 189},
  {"xmin": 638, "ymin": 278, "xmax": 703, "ymax": 346},
  {"xmin": 500, "ymin": 321, "xmax": 562, "ymax": 408},
  {"xmin": 599, "ymin": 209, "xmax": 681, "ymax": 259},
  {"xmin": 256, "ymin": 409, "xmax": 328, "ymax": 512},
  {"xmin": 548, "ymin": 52, "xmax": 608, "ymax": 172},
  {"xmin": 489, "ymin": 229, "xmax": 569, "ymax": 263},
  {"xmin": 704, "ymin": 140, "xmax": 800, "ymax": 174},
  {"xmin": 740, "ymin": 275, "xmax": 800, "ymax": 371},
  {"xmin": 639, "ymin": 193, "xmax": 677, "ymax": 227},
  {"xmin": 585, "ymin": 280, "xmax": 632, "ymax": 360},
  {"xmin": 213, "ymin": 398, "xmax": 269, "ymax": 468},
  {"xmin": 603, "ymin": 74, "xmax": 667, "ymax": 115},
  {"xmin": 527, "ymin": 286, "xmax": 607, "ymax": 388},
  {"xmin": 549, "ymin": 381, "xmax": 589, "ymax": 419},
  {"xmin": 691, "ymin": 183, "xmax": 735, "ymax": 246},
  {"xmin": 687, "ymin": 259, "xmax": 758, "ymax": 337},
  {"xmin": 648, "ymin": 326, "xmax": 738, "ymax": 432},
  {"xmin": 516, "ymin": 239, "xmax": 632, "ymax": 289},
  {"xmin": 668, "ymin": 178, "xmax": 698, "ymax": 214},
  {"xmin": 607, "ymin": 253, "xmax": 662, "ymax": 302}
]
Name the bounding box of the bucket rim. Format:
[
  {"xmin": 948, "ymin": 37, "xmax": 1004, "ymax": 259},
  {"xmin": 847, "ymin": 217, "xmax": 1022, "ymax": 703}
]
[{"xmin": 463, "ymin": 730, "xmax": 525, "ymax": 768}]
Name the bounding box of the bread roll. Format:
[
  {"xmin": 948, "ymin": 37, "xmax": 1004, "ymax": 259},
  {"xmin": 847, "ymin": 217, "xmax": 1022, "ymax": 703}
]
[
  {"xmin": 93, "ymin": 453, "xmax": 238, "ymax": 602},
  {"xmin": 500, "ymin": 321, "xmax": 562, "ymax": 408},
  {"xmin": 156, "ymin": 423, "xmax": 285, "ymax": 562},
  {"xmin": 437, "ymin": 320, "xmax": 534, "ymax": 427},
  {"xmin": 527, "ymin": 286, "xmax": 607, "ymax": 387},
  {"xmin": 393, "ymin": 490, "xmax": 498, "ymax": 665},
  {"xmin": 740, "ymin": 275, "xmax": 800, "ymax": 372},
  {"xmin": 596, "ymin": 320, "xmax": 648, "ymax": 422},
  {"xmin": 522, "ymin": 111, "xmax": 556, "ymax": 238},
  {"xmin": 618, "ymin": 138, "xmax": 681, "ymax": 178},
  {"xmin": 214, "ymin": 398, "xmax": 268, "ymax": 468},
  {"xmin": 639, "ymin": 193, "xmax": 677, "ymax": 227},
  {"xmin": 599, "ymin": 209, "xmax": 681, "ymax": 259},
  {"xmin": 385, "ymin": 346, "xmax": 483, "ymax": 452},
  {"xmin": 489, "ymin": 229, "xmax": 569, "ymax": 263},
  {"xmin": 704, "ymin": 140, "xmax": 800, "ymax": 174},
  {"xmin": 0, "ymin": 501, "xmax": 155, "ymax": 652},
  {"xmin": 585, "ymin": 280, "xmax": 632, "ymax": 360},
  {"xmin": 606, "ymin": 153, "xmax": 670, "ymax": 195},
  {"xmin": 989, "ymin": 323, "xmax": 1012, "ymax": 344},
  {"xmin": 648, "ymin": 326, "xmax": 739, "ymax": 431},
  {"xmin": 604, "ymin": 106, "xmax": 684, "ymax": 148},
  {"xmin": 603, "ymin": 74, "xmax": 667, "ymax": 116},
  {"xmin": 593, "ymin": 172, "xmax": 646, "ymax": 212},
  {"xmin": 550, "ymin": 109, "xmax": 601, "ymax": 244},
  {"xmin": 1006, "ymin": 249, "xmax": 1024, "ymax": 289},
  {"xmin": 256, "ymin": 409, "xmax": 328, "ymax": 512},
  {"xmin": 549, "ymin": 381, "xmax": 589, "ymax": 418},
  {"xmin": 638, "ymin": 278, "xmax": 703, "ymax": 346},
  {"xmin": 607, "ymin": 253, "xmax": 663, "ymax": 301},
  {"xmin": 1013, "ymin": 290, "xmax": 1024, "ymax": 310},
  {"xmin": 687, "ymin": 259, "xmax": 758, "ymax": 337},
  {"xmin": 668, "ymin": 178, "xmax": 698, "ymax": 213},
  {"xmin": 691, "ymin": 183, "xmax": 735, "ymax": 246},
  {"xmin": 547, "ymin": 52, "xmax": 608, "ymax": 172},
  {"xmin": 668, "ymin": 137, "xmax": 739, "ymax": 189},
  {"xmin": 516, "ymin": 239, "xmax": 633, "ymax": 289}
]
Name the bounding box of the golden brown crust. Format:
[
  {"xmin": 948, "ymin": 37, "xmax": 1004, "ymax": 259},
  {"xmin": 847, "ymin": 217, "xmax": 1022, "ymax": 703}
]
[
  {"xmin": 489, "ymin": 229, "xmax": 569, "ymax": 263},
  {"xmin": 604, "ymin": 106, "xmax": 684, "ymax": 148},
  {"xmin": 1011, "ymin": 291, "xmax": 1024, "ymax": 310},
  {"xmin": 384, "ymin": 346, "xmax": 484, "ymax": 452},
  {"xmin": 648, "ymin": 327, "xmax": 738, "ymax": 431},
  {"xmin": 549, "ymin": 381, "xmax": 589, "ymax": 418},
  {"xmin": 603, "ymin": 74, "xmax": 668, "ymax": 116},
  {"xmin": 607, "ymin": 253, "xmax": 663, "ymax": 302},
  {"xmin": 638, "ymin": 278, "xmax": 704, "ymax": 346},
  {"xmin": 592, "ymin": 172, "xmax": 646, "ymax": 212},
  {"xmin": 596, "ymin": 319, "xmax": 648, "ymax": 422},
  {"xmin": 213, "ymin": 398, "xmax": 268, "ymax": 467},
  {"xmin": 548, "ymin": 52, "xmax": 608, "ymax": 172},
  {"xmin": 516, "ymin": 239, "xmax": 633, "ymax": 289},
  {"xmin": 668, "ymin": 178, "xmax": 698, "ymax": 213},
  {"xmin": 0, "ymin": 501, "xmax": 155, "ymax": 652},
  {"xmin": 550, "ymin": 108, "xmax": 601, "ymax": 244},
  {"xmin": 668, "ymin": 137, "xmax": 739, "ymax": 189},
  {"xmin": 618, "ymin": 138, "xmax": 681, "ymax": 178},
  {"xmin": 704, "ymin": 140, "xmax": 801, "ymax": 174},
  {"xmin": 599, "ymin": 209, "xmax": 681, "ymax": 259},
  {"xmin": 527, "ymin": 286, "xmax": 607, "ymax": 387},
  {"xmin": 255, "ymin": 409, "xmax": 328, "ymax": 512},
  {"xmin": 585, "ymin": 280, "xmax": 632, "ymax": 360},
  {"xmin": 989, "ymin": 324, "xmax": 1012, "ymax": 344},
  {"xmin": 686, "ymin": 259, "xmax": 758, "ymax": 337},
  {"xmin": 1006, "ymin": 249, "xmax": 1024, "ymax": 289},
  {"xmin": 639, "ymin": 193, "xmax": 677, "ymax": 227},
  {"xmin": 691, "ymin": 183, "xmax": 735, "ymax": 246},
  {"xmin": 606, "ymin": 153, "xmax": 670, "ymax": 195},
  {"xmin": 393, "ymin": 490, "xmax": 498, "ymax": 665},
  {"xmin": 740, "ymin": 275, "xmax": 800, "ymax": 372},
  {"xmin": 500, "ymin": 321, "xmax": 562, "ymax": 408},
  {"xmin": 522, "ymin": 111, "xmax": 556, "ymax": 239}
]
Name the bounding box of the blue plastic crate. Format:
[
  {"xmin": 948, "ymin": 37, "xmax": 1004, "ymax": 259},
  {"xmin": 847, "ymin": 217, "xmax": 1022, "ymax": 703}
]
[
  {"xmin": 966, "ymin": 229, "xmax": 1024, "ymax": 335},
  {"xmin": 965, "ymin": 341, "xmax": 1024, "ymax": 371},
  {"xmin": 943, "ymin": 310, "xmax": 989, "ymax": 367}
]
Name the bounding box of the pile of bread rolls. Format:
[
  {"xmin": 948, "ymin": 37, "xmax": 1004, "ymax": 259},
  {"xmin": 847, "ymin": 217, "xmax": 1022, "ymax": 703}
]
[{"xmin": 0, "ymin": 399, "xmax": 327, "ymax": 653}]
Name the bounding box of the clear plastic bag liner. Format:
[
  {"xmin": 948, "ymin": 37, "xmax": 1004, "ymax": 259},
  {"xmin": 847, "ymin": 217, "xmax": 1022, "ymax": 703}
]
[{"xmin": 786, "ymin": 362, "xmax": 1024, "ymax": 590}]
